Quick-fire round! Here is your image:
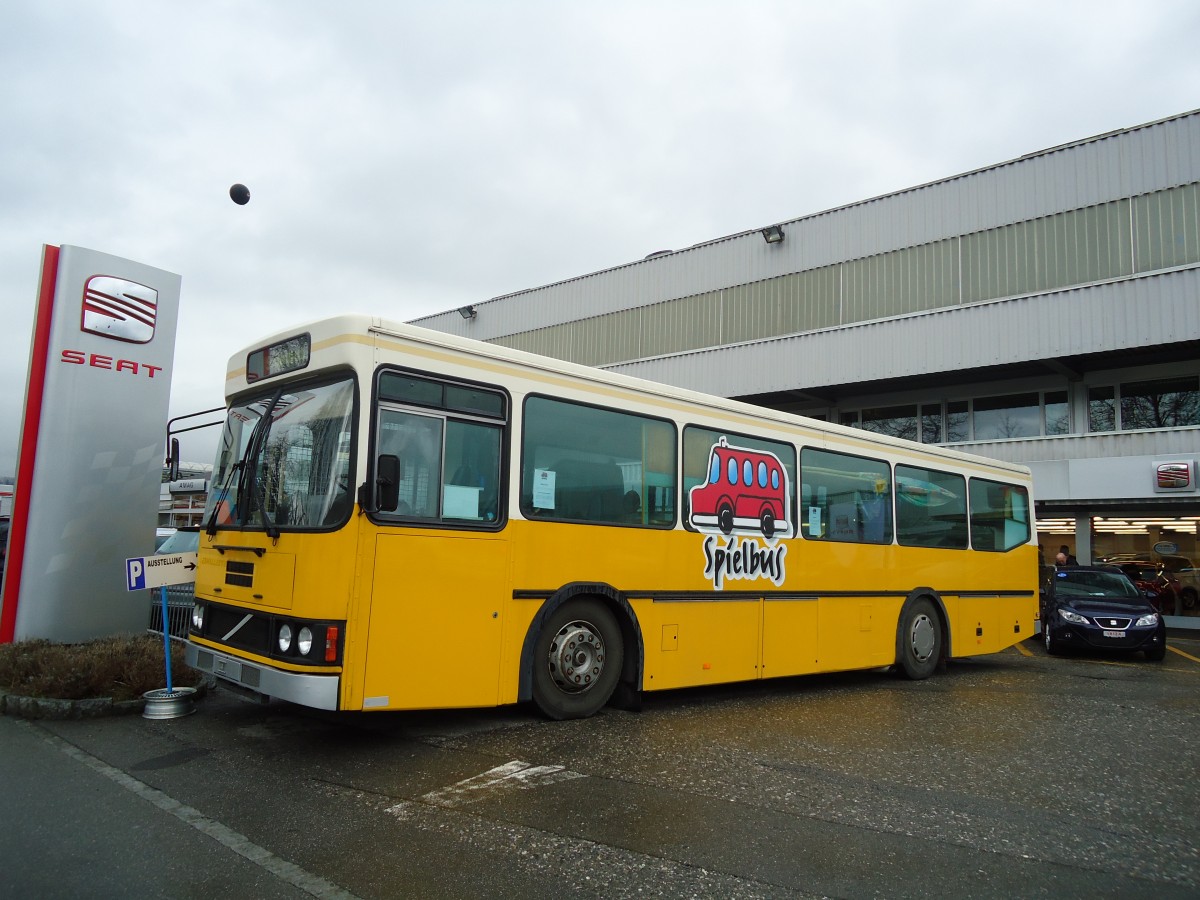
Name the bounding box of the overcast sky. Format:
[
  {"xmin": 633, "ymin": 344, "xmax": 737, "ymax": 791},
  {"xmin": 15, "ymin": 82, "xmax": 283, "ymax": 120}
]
[{"xmin": 1, "ymin": 0, "xmax": 1197, "ymax": 476}]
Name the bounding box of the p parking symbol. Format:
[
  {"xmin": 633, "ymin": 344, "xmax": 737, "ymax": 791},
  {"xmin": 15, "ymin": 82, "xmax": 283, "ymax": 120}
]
[{"xmin": 126, "ymin": 558, "xmax": 146, "ymax": 591}]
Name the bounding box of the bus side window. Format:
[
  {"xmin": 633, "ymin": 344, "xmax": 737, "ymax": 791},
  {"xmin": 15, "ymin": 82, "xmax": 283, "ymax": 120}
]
[
  {"xmin": 800, "ymin": 447, "xmax": 893, "ymax": 544},
  {"xmin": 521, "ymin": 396, "xmax": 676, "ymax": 527},
  {"xmin": 968, "ymin": 478, "xmax": 1030, "ymax": 552},
  {"xmin": 895, "ymin": 465, "xmax": 968, "ymax": 549},
  {"xmin": 443, "ymin": 420, "xmax": 502, "ymax": 522}
]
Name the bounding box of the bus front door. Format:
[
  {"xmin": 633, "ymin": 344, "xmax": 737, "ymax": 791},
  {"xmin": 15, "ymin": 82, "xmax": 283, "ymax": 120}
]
[{"xmin": 360, "ymin": 532, "xmax": 509, "ymax": 710}]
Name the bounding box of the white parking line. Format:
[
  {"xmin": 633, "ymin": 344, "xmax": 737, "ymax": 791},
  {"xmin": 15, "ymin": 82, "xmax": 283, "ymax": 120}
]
[
  {"xmin": 390, "ymin": 759, "xmax": 584, "ymax": 814},
  {"xmin": 17, "ymin": 720, "xmax": 359, "ymax": 900}
]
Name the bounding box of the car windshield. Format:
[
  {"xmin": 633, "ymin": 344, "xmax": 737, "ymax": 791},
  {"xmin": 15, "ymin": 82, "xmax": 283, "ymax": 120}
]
[
  {"xmin": 1055, "ymin": 570, "xmax": 1141, "ymax": 599},
  {"xmin": 156, "ymin": 529, "xmax": 199, "ymax": 554},
  {"xmin": 203, "ymin": 377, "xmax": 355, "ymax": 533}
]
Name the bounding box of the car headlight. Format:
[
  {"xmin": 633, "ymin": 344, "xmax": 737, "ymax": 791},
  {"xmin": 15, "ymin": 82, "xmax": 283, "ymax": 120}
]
[
  {"xmin": 298, "ymin": 626, "xmax": 314, "ymax": 656},
  {"xmin": 278, "ymin": 623, "xmax": 293, "ymax": 653},
  {"xmin": 191, "ymin": 602, "xmax": 205, "ymax": 631},
  {"xmin": 1058, "ymin": 608, "xmax": 1089, "ymax": 625},
  {"xmin": 1136, "ymin": 612, "xmax": 1160, "ymax": 627}
]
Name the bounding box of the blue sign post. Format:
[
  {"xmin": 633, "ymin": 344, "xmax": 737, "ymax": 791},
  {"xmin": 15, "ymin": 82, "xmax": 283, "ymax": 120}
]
[{"xmin": 125, "ymin": 554, "xmax": 197, "ymax": 718}]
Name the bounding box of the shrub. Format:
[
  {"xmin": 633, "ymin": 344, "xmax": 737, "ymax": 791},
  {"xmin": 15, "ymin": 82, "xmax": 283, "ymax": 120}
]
[{"xmin": 0, "ymin": 634, "xmax": 203, "ymax": 702}]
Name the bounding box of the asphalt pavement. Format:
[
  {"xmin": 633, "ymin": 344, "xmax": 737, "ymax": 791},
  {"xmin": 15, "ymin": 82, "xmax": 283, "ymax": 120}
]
[{"xmin": 3, "ymin": 634, "xmax": 1198, "ymax": 899}]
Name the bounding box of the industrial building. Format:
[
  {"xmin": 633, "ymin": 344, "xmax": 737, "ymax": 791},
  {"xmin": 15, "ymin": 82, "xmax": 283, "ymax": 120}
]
[{"xmin": 414, "ymin": 109, "xmax": 1200, "ymax": 576}]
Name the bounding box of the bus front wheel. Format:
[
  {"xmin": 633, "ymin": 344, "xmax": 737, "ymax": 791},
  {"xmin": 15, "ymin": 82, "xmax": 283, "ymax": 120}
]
[
  {"xmin": 896, "ymin": 597, "xmax": 942, "ymax": 680},
  {"xmin": 532, "ymin": 599, "xmax": 624, "ymax": 720}
]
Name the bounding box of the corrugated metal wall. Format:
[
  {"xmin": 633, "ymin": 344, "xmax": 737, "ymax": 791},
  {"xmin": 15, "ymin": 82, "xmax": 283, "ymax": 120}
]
[
  {"xmin": 608, "ymin": 267, "xmax": 1200, "ymax": 398},
  {"xmin": 413, "ymin": 110, "xmax": 1200, "ymax": 391}
]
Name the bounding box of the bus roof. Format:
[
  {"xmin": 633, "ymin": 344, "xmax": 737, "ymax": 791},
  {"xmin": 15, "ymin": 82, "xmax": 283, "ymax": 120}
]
[{"xmin": 225, "ymin": 313, "xmax": 1032, "ymax": 479}]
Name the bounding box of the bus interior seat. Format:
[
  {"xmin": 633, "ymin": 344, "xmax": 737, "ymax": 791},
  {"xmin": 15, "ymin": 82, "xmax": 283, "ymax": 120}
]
[{"xmin": 551, "ymin": 458, "xmax": 626, "ymax": 522}]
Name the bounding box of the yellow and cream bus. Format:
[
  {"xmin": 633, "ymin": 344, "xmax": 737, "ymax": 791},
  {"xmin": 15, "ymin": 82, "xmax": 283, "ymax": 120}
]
[{"xmin": 185, "ymin": 315, "xmax": 1038, "ymax": 719}]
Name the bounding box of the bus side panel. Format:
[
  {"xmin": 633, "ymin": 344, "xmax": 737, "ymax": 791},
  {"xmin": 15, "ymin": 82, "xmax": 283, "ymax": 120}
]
[
  {"xmin": 761, "ymin": 598, "xmax": 821, "ymax": 678},
  {"xmin": 816, "ymin": 596, "xmax": 898, "ymax": 671},
  {"xmin": 360, "ymin": 532, "xmax": 510, "ymax": 710},
  {"xmin": 948, "ymin": 545, "xmax": 1039, "ymax": 654},
  {"xmin": 633, "ymin": 597, "xmax": 761, "ymax": 692}
]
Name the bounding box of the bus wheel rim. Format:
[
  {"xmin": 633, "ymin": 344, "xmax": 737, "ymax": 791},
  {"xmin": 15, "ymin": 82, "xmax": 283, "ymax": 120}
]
[
  {"xmin": 910, "ymin": 613, "xmax": 936, "ymax": 662},
  {"xmin": 548, "ymin": 621, "xmax": 605, "ymax": 693}
]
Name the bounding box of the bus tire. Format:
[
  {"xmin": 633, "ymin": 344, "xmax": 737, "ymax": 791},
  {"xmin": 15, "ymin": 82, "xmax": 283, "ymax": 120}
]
[
  {"xmin": 896, "ymin": 597, "xmax": 941, "ymax": 680},
  {"xmin": 532, "ymin": 599, "xmax": 624, "ymax": 720},
  {"xmin": 718, "ymin": 504, "xmax": 734, "ymax": 535}
]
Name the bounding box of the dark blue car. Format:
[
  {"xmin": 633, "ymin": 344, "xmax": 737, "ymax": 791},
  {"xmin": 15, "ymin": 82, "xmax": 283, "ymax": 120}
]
[{"xmin": 1041, "ymin": 566, "xmax": 1166, "ymax": 660}]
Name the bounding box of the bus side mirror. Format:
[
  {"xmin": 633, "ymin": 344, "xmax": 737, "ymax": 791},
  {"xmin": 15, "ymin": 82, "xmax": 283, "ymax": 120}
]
[
  {"xmin": 377, "ymin": 454, "xmax": 400, "ymax": 512},
  {"xmin": 168, "ymin": 437, "xmax": 180, "ymax": 482}
]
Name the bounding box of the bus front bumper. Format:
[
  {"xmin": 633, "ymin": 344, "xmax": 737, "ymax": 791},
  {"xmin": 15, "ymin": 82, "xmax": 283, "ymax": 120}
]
[{"xmin": 185, "ymin": 642, "xmax": 341, "ymax": 710}]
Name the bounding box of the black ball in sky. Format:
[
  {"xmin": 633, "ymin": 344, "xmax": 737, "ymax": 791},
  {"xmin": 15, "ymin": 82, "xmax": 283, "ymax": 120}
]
[{"xmin": 229, "ymin": 183, "xmax": 251, "ymax": 205}]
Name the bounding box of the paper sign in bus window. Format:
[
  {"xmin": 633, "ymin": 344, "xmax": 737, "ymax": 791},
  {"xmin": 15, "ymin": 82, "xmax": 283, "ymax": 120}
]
[{"xmin": 533, "ymin": 469, "xmax": 556, "ymax": 509}]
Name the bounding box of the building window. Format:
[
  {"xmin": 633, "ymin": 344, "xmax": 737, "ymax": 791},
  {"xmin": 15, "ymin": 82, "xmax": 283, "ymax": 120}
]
[
  {"xmin": 945, "ymin": 401, "xmax": 969, "ymax": 442},
  {"xmin": 972, "ymin": 393, "xmax": 1040, "ymax": 440},
  {"xmin": 1088, "ymin": 386, "xmax": 1115, "ymax": 432},
  {"xmin": 861, "ymin": 405, "xmax": 918, "ymax": 441},
  {"xmin": 1120, "ymin": 376, "xmax": 1200, "ymax": 430},
  {"xmin": 920, "ymin": 404, "xmax": 943, "ymax": 443},
  {"xmin": 1044, "ymin": 390, "xmax": 1070, "ymax": 436}
]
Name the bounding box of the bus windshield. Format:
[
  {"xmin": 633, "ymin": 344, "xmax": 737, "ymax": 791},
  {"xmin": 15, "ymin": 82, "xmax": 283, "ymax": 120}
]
[{"xmin": 204, "ymin": 377, "xmax": 355, "ymax": 533}]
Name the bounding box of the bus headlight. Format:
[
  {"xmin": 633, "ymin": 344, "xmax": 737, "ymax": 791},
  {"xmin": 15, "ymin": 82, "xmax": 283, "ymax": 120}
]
[
  {"xmin": 298, "ymin": 626, "xmax": 314, "ymax": 656},
  {"xmin": 278, "ymin": 623, "xmax": 293, "ymax": 653},
  {"xmin": 191, "ymin": 602, "xmax": 205, "ymax": 631}
]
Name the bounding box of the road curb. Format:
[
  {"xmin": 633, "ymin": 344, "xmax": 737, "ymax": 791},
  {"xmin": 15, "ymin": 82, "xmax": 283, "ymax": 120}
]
[{"xmin": 0, "ymin": 683, "xmax": 207, "ymax": 720}]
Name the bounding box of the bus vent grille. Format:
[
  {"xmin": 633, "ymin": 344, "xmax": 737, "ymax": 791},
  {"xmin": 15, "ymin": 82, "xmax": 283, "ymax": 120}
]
[{"xmin": 225, "ymin": 560, "xmax": 254, "ymax": 588}]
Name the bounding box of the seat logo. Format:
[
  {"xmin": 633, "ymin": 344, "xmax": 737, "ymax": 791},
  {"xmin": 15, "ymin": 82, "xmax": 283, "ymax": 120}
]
[
  {"xmin": 81, "ymin": 275, "xmax": 158, "ymax": 344},
  {"xmin": 1155, "ymin": 462, "xmax": 1194, "ymax": 491}
]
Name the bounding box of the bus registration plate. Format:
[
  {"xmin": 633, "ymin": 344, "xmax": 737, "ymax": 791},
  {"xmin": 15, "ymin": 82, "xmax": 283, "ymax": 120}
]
[
  {"xmin": 1102, "ymin": 630, "xmax": 1126, "ymax": 639},
  {"xmin": 215, "ymin": 657, "xmax": 242, "ymax": 681}
]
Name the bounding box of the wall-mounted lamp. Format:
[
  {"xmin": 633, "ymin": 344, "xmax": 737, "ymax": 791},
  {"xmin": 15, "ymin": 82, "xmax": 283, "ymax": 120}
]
[
  {"xmin": 760, "ymin": 225, "xmax": 785, "ymax": 244},
  {"xmin": 458, "ymin": 305, "xmax": 477, "ymax": 320}
]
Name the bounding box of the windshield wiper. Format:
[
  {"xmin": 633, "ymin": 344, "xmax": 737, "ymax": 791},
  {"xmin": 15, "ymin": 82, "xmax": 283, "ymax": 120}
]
[
  {"xmin": 204, "ymin": 458, "xmax": 241, "ymax": 538},
  {"xmin": 205, "ymin": 393, "xmax": 278, "ymax": 538},
  {"xmin": 240, "ymin": 390, "xmax": 284, "ymax": 540}
]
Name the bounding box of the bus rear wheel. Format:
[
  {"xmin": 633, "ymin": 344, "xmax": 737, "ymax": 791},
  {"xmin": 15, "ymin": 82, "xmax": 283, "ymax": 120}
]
[
  {"xmin": 532, "ymin": 599, "xmax": 623, "ymax": 720},
  {"xmin": 896, "ymin": 597, "xmax": 942, "ymax": 680}
]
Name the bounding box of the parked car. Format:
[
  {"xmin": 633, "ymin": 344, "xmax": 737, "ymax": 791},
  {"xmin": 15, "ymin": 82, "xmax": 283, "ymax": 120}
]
[
  {"xmin": 1176, "ymin": 568, "xmax": 1199, "ymax": 610},
  {"xmin": 154, "ymin": 526, "xmax": 178, "ymax": 551},
  {"xmin": 147, "ymin": 527, "xmax": 199, "ymax": 638},
  {"xmin": 1100, "ymin": 552, "xmax": 1197, "ymax": 610},
  {"xmin": 1106, "ymin": 562, "xmax": 1180, "ymax": 614},
  {"xmin": 1157, "ymin": 555, "xmax": 1198, "ymax": 610},
  {"xmin": 1041, "ymin": 566, "xmax": 1166, "ymax": 660}
]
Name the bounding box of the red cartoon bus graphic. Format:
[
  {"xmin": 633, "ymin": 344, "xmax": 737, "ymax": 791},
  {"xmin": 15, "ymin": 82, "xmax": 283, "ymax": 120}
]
[{"xmin": 689, "ymin": 438, "xmax": 791, "ymax": 539}]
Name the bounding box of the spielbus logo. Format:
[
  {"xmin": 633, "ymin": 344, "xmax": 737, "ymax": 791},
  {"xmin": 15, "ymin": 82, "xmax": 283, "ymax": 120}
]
[
  {"xmin": 81, "ymin": 275, "xmax": 158, "ymax": 344},
  {"xmin": 689, "ymin": 437, "xmax": 790, "ymax": 590}
]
